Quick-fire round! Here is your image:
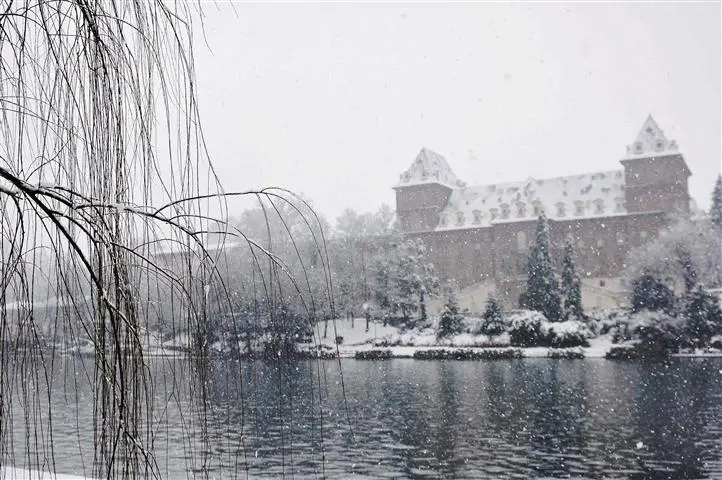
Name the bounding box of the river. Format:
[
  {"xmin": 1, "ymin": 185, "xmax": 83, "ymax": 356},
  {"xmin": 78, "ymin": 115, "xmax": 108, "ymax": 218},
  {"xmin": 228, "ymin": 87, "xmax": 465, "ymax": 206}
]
[{"xmin": 7, "ymin": 357, "xmax": 722, "ymax": 479}]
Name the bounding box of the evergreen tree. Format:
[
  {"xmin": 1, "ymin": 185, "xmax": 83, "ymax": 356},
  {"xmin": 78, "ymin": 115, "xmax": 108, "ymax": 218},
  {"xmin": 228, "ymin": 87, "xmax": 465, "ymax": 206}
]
[
  {"xmin": 374, "ymin": 238, "xmax": 438, "ymax": 326},
  {"xmin": 683, "ymin": 285, "xmax": 722, "ymax": 347},
  {"xmin": 480, "ymin": 295, "xmax": 505, "ymax": 336},
  {"xmin": 711, "ymin": 174, "xmax": 722, "ymax": 228},
  {"xmin": 438, "ymin": 291, "xmax": 464, "ymax": 338},
  {"xmin": 561, "ymin": 235, "xmax": 584, "ymax": 320},
  {"xmin": 520, "ymin": 214, "xmax": 562, "ymax": 321},
  {"xmin": 631, "ymin": 273, "xmax": 674, "ymax": 313}
]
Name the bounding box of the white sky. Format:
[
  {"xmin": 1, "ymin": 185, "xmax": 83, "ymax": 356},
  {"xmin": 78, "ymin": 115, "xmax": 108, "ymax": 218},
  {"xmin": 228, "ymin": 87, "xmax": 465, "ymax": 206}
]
[{"xmin": 192, "ymin": 2, "xmax": 721, "ymax": 223}]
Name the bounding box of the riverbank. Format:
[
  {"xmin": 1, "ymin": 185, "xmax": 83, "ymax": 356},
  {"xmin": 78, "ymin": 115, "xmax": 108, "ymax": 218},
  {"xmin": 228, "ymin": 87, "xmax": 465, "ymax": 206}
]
[{"xmin": 302, "ymin": 318, "xmax": 722, "ymax": 360}]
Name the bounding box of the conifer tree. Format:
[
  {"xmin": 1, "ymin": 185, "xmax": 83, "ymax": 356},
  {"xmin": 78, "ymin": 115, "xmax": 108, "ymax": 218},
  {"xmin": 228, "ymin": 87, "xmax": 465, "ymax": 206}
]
[
  {"xmin": 683, "ymin": 284, "xmax": 722, "ymax": 347},
  {"xmin": 561, "ymin": 235, "xmax": 584, "ymax": 320},
  {"xmin": 480, "ymin": 295, "xmax": 505, "ymax": 336},
  {"xmin": 520, "ymin": 213, "xmax": 562, "ymax": 321},
  {"xmin": 711, "ymin": 174, "xmax": 722, "ymax": 228},
  {"xmin": 438, "ymin": 291, "xmax": 464, "ymax": 338}
]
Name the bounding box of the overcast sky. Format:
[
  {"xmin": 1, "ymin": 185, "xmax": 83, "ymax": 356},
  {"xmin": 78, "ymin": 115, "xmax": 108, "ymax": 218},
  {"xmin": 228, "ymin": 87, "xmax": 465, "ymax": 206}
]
[{"xmin": 192, "ymin": 2, "xmax": 721, "ymax": 223}]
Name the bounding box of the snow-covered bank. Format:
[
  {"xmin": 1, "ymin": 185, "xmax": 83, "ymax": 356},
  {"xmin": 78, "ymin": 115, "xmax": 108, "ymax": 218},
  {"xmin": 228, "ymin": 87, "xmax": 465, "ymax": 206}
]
[
  {"xmin": 1, "ymin": 467, "xmax": 90, "ymax": 480},
  {"xmin": 303, "ymin": 317, "xmax": 615, "ymax": 359}
]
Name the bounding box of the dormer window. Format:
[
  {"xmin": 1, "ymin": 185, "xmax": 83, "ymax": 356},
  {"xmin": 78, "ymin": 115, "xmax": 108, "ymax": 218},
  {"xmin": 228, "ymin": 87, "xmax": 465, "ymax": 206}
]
[
  {"xmin": 614, "ymin": 197, "xmax": 624, "ymax": 213},
  {"xmin": 420, "ymin": 169, "xmax": 428, "ymax": 180},
  {"xmin": 556, "ymin": 202, "xmax": 566, "ymax": 217},
  {"xmin": 439, "ymin": 214, "xmax": 447, "ymax": 227},
  {"xmin": 594, "ymin": 199, "xmax": 604, "ymax": 215},
  {"xmin": 456, "ymin": 211, "xmax": 465, "ymax": 226},
  {"xmin": 472, "ymin": 210, "xmax": 482, "ymax": 224},
  {"xmin": 500, "ymin": 204, "xmax": 510, "ymax": 219},
  {"xmin": 574, "ymin": 201, "xmax": 585, "ymax": 216},
  {"xmin": 634, "ymin": 142, "xmax": 643, "ymax": 154},
  {"xmin": 532, "ymin": 201, "xmax": 544, "ymax": 217},
  {"xmin": 517, "ymin": 202, "xmax": 526, "ymax": 218},
  {"xmin": 655, "ymin": 140, "xmax": 664, "ymax": 151},
  {"xmin": 490, "ymin": 208, "xmax": 499, "ymax": 221}
]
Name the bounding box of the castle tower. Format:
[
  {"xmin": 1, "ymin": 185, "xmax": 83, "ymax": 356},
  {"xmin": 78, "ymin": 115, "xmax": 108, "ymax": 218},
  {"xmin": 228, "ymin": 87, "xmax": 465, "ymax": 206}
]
[
  {"xmin": 620, "ymin": 115, "xmax": 691, "ymax": 215},
  {"xmin": 394, "ymin": 148, "xmax": 462, "ymax": 233}
]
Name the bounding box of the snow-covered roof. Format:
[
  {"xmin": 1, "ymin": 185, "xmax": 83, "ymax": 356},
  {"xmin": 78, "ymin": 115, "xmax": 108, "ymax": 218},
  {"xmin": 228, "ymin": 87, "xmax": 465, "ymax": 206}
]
[
  {"xmin": 395, "ymin": 148, "xmax": 466, "ymax": 189},
  {"xmin": 436, "ymin": 170, "xmax": 628, "ymax": 230},
  {"xmin": 623, "ymin": 114, "xmax": 680, "ymax": 159}
]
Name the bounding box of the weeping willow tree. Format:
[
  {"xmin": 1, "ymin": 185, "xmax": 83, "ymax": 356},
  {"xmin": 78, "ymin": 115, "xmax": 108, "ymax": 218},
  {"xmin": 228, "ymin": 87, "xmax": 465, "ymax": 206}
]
[{"xmin": 0, "ymin": 1, "xmax": 336, "ymax": 478}]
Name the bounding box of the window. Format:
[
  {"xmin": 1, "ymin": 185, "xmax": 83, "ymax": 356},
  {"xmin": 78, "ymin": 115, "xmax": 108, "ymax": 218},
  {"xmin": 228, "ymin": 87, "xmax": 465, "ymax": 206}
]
[
  {"xmin": 575, "ymin": 201, "xmax": 584, "ymax": 216},
  {"xmin": 472, "ymin": 209, "xmax": 482, "ymax": 224},
  {"xmin": 616, "ymin": 231, "xmax": 625, "ymax": 245},
  {"xmin": 516, "ymin": 253, "xmax": 528, "ymax": 275},
  {"xmin": 594, "ymin": 199, "xmax": 604, "ymax": 215},
  {"xmin": 456, "ymin": 211, "xmax": 465, "ymax": 225},
  {"xmin": 439, "ymin": 214, "xmax": 447, "ymax": 227},
  {"xmin": 516, "ymin": 231, "xmax": 527, "ymax": 251},
  {"xmin": 490, "ymin": 208, "xmax": 499, "ymax": 221},
  {"xmin": 532, "ymin": 201, "xmax": 544, "ymax": 217},
  {"xmin": 597, "ymin": 238, "xmax": 604, "ymax": 248},
  {"xmin": 599, "ymin": 280, "xmax": 606, "ymax": 287},
  {"xmin": 500, "ymin": 204, "xmax": 510, "ymax": 219},
  {"xmin": 640, "ymin": 230, "xmax": 648, "ymax": 239},
  {"xmin": 556, "ymin": 202, "xmax": 565, "ymax": 217},
  {"xmin": 615, "ymin": 197, "xmax": 624, "ymax": 213},
  {"xmin": 634, "ymin": 142, "xmax": 643, "ymax": 154},
  {"xmin": 517, "ymin": 202, "xmax": 526, "ymax": 218}
]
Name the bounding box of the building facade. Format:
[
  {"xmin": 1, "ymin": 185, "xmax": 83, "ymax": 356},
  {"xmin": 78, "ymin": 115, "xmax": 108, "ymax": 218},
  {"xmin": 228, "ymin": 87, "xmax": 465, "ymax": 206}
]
[{"xmin": 393, "ymin": 116, "xmax": 693, "ymax": 312}]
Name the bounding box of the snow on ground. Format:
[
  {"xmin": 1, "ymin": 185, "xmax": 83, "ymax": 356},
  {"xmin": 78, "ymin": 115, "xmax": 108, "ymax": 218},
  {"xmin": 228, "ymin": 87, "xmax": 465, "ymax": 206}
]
[
  {"xmin": 303, "ymin": 317, "xmax": 615, "ymax": 358},
  {"xmin": 1, "ymin": 467, "xmax": 90, "ymax": 480}
]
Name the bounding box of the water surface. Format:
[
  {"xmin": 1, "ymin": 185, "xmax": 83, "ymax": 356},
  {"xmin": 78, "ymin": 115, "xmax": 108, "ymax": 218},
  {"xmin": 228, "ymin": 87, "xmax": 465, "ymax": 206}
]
[{"xmin": 9, "ymin": 357, "xmax": 722, "ymax": 479}]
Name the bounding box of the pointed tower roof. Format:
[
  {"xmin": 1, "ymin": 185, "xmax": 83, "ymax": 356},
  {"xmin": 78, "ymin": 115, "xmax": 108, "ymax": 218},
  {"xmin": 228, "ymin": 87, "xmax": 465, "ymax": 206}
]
[
  {"xmin": 624, "ymin": 114, "xmax": 680, "ymax": 158},
  {"xmin": 395, "ymin": 147, "xmax": 464, "ymax": 189}
]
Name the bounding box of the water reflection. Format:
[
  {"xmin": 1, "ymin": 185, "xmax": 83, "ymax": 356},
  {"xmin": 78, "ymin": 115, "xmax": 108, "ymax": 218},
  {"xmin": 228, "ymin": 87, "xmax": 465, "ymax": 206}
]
[{"xmin": 8, "ymin": 357, "xmax": 722, "ymax": 478}]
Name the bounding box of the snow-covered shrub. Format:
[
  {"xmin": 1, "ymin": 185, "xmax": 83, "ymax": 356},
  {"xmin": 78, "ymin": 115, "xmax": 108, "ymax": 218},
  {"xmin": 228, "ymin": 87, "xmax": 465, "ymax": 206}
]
[
  {"xmin": 616, "ymin": 311, "xmax": 684, "ymax": 357},
  {"xmin": 548, "ymin": 348, "xmax": 585, "ymax": 359},
  {"xmin": 540, "ymin": 320, "xmax": 591, "ymax": 348},
  {"xmin": 586, "ymin": 308, "xmax": 632, "ymax": 338},
  {"xmin": 437, "ymin": 293, "xmax": 464, "ymax": 338},
  {"xmin": 479, "ymin": 296, "xmax": 505, "ymax": 336},
  {"xmin": 507, "ymin": 311, "xmax": 546, "ymax": 347}
]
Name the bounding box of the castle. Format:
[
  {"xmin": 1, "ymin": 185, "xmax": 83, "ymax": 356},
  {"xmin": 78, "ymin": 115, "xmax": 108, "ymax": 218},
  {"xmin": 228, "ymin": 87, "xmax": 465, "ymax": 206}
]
[{"xmin": 393, "ymin": 116, "xmax": 693, "ymax": 312}]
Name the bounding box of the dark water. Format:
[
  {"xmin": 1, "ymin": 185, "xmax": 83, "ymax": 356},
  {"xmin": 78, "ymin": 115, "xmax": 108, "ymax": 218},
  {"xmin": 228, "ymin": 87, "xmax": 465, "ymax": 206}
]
[{"xmin": 8, "ymin": 357, "xmax": 722, "ymax": 479}]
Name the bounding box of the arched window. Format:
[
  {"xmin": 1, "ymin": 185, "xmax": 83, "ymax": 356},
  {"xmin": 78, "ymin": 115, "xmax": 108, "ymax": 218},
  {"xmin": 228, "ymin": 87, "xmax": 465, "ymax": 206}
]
[{"xmin": 517, "ymin": 202, "xmax": 527, "ymax": 218}]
